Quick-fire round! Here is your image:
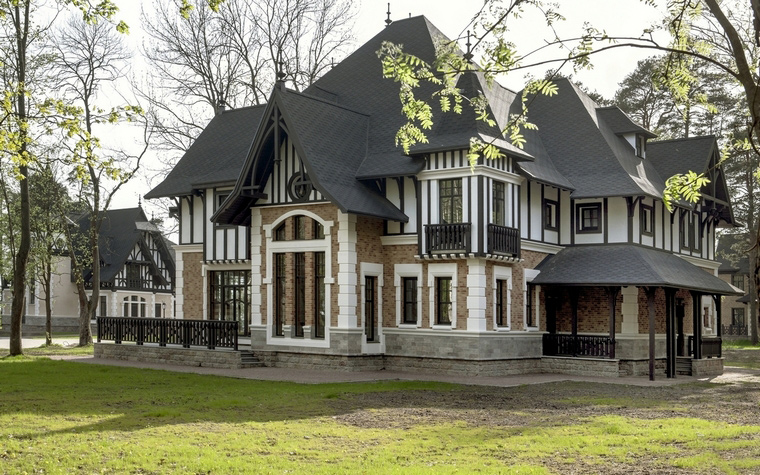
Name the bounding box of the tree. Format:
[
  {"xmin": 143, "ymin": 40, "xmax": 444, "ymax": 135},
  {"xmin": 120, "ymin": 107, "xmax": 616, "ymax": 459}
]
[{"xmin": 50, "ymin": 14, "xmax": 147, "ymax": 346}]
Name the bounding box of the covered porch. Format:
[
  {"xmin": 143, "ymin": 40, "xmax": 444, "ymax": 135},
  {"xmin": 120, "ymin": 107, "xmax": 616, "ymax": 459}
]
[{"xmin": 533, "ymin": 245, "xmax": 742, "ymax": 379}]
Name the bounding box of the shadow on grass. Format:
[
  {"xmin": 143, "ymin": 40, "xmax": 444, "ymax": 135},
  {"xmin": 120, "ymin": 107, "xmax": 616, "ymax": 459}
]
[{"xmin": 2, "ymin": 358, "xmax": 759, "ymax": 440}]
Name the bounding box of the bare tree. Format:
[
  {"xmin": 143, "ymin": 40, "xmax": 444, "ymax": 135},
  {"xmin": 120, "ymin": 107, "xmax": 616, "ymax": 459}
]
[{"xmin": 51, "ymin": 15, "xmax": 149, "ymax": 346}]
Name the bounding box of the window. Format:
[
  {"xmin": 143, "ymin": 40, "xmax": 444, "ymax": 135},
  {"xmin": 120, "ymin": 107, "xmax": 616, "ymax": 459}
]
[
  {"xmin": 126, "ymin": 263, "xmax": 142, "ymax": 289},
  {"xmin": 314, "ymin": 220, "xmax": 325, "ymax": 239},
  {"xmin": 635, "ymin": 135, "xmax": 646, "ymax": 158},
  {"xmin": 365, "ymin": 276, "xmax": 377, "ymax": 342},
  {"xmin": 436, "ymin": 277, "xmax": 453, "ymax": 325},
  {"xmin": 123, "ymin": 296, "xmax": 146, "ymax": 318},
  {"xmin": 209, "ymin": 270, "xmax": 251, "ymax": 335},
  {"xmin": 274, "ymin": 223, "xmax": 286, "ymax": 241},
  {"xmin": 439, "ymin": 178, "xmax": 462, "ymax": 224},
  {"xmin": 526, "ymin": 284, "xmax": 535, "ymax": 327},
  {"xmin": 492, "ymin": 182, "xmax": 505, "ymax": 226},
  {"xmin": 496, "ymin": 279, "xmax": 508, "ymax": 327},
  {"xmin": 155, "ymin": 303, "xmax": 162, "ymax": 318},
  {"xmin": 576, "ymin": 203, "xmax": 601, "ymax": 233},
  {"xmin": 314, "ymin": 252, "xmax": 326, "ymax": 338},
  {"xmin": 29, "ymin": 280, "xmax": 35, "ymax": 304},
  {"xmin": 402, "ymin": 277, "xmax": 418, "ymax": 324},
  {"xmin": 732, "ymin": 308, "xmax": 746, "ymax": 327},
  {"xmin": 544, "ymin": 199, "xmax": 558, "ymax": 231},
  {"xmin": 680, "ymin": 211, "xmax": 695, "ymax": 249},
  {"xmin": 294, "ymin": 253, "xmax": 305, "ymax": 337},
  {"xmin": 731, "ymin": 274, "xmax": 745, "ymax": 291},
  {"xmin": 100, "ymin": 296, "xmax": 108, "ymax": 317},
  {"xmin": 294, "ymin": 215, "xmax": 306, "ymax": 240},
  {"xmin": 640, "ymin": 204, "xmax": 654, "ymax": 236},
  {"xmin": 215, "ymin": 192, "xmax": 231, "ymax": 227},
  {"xmin": 274, "ymin": 253, "xmax": 286, "ymax": 336}
]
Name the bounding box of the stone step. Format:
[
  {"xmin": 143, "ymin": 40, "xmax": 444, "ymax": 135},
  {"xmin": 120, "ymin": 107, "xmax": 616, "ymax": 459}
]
[
  {"xmin": 239, "ymin": 351, "xmax": 264, "ymax": 368},
  {"xmin": 676, "ymin": 357, "xmax": 692, "ymax": 376}
]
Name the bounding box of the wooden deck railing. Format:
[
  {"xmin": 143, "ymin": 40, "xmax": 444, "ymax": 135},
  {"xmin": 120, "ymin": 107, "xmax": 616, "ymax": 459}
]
[
  {"xmin": 722, "ymin": 324, "xmax": 748, "ymax": 336},
  {"xmin": 543, "ymin": 334, "xmax": 615, "ymax": 358},
  {"xmin": 688, "ymin": 335, "xmax": 722, "ymax": 358},
  {"xmin": 487, "ymin": 224, "xmax": 520, "ymax": 257},
  {"xmin": 424, "ymin": 223, "xmax": 471, "ymax": 254},
  {"xmin": 97, "ymin": 317, "xmax": 238, "ymax": 350}
]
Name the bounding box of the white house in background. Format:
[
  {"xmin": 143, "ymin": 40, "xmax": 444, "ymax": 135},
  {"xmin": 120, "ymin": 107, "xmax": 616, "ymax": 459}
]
[{"xmin": 1, "ymin": 206, "xmax": 175, "ymax": 335}]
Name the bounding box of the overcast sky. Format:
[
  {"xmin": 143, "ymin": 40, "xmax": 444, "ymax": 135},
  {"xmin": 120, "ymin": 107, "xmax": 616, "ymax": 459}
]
[{"xmin": 112, "ymin": 0, "xmax": 667, "ymax": 216}]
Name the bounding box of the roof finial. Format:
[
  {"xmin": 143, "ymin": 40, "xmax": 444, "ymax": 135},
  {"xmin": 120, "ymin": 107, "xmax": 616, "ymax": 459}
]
[
  {"xmin": 464, "ymin": 30, "xmax": 474, "ymax": 63},
  {"xmin": 385, "ymin": 3, "xmax": 392, "ymax": 27},
  {"xmin": 276, "ymin": 49, "xmax": 286, "ymax": 87},
  {"xmin": 138, "ymin": 195, "xmax": 142, "ymax": 208}
]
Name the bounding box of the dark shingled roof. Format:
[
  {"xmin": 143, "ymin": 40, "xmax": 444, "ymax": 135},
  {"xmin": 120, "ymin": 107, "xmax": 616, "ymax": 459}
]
[
  {"xmin": 532, "ymin": 244, "xmax": 741, "ymax": 295},
  {"xmin": 145, "ymin": 106, "xmax": 266, "ymax": 199},
  {"xmin": 74, "ymin": 207, "xmax": 175, "ymax": 286},
  {"xmin": 647, "ymin": 136, "xmax": 717, "ymax": 184},
  {"xmin": 596, "ymin": 107, "xmax": 657, "ymax": 138}
]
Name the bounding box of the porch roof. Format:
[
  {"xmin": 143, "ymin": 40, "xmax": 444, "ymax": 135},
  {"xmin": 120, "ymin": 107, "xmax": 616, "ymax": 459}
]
[{"xmin": 532, "ymin": 244, "xmax": 742, "ymax": 295}]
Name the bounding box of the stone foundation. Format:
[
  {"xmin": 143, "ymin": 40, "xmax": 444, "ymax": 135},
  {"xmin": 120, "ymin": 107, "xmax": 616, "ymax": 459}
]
[
  {"xmin": 691, "ymin": 357, "xmax": 724, "ymax": 376},
  {"xmin": 540, "ymin": 356, "xmax": 620, "ymax": 378},
  {"xmin": 94, "ymin": 343, "xmax": 247, "ymax": 369},
  {"xmin": 0, "ymin": 315, "xmax": 80, "ymax": 336}
]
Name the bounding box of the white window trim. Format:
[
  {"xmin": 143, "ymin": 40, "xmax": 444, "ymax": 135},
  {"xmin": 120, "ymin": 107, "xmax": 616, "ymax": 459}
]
[
  {"xmin": 360, "ymin": 263, "xmax": 384, "ymax": 353},
  {"xmin": 428, "ymin": 263, "xmax": 458, "ymax": 329},
  {"xmin": 262, "ymin": 211, "xmax": 333, "ymax": 348},
  {"xmin": 524, "ymin": 269, "xmax": 540, "ymax": 330},
  {"xmin": 492, "ymin": 266, "xmax": 512, "ymax": 331},
  {"xmin": 394, "ymin": 264, "xmax": 423, "ymax": 328}
]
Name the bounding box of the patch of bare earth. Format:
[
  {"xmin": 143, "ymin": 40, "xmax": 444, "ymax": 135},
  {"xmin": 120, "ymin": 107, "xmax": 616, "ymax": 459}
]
[{"xmin": 330, "ymin": 369, "xmax": 760, "ymax": 474}]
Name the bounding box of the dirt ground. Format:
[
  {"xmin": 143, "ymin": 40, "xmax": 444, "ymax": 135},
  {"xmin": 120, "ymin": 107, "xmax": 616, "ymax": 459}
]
[{"xmin": 331, "ymin": 367, "xmax": 760, "ymax": 474}]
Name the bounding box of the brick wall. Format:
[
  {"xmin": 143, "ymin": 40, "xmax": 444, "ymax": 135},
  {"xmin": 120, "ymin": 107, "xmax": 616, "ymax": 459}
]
[{"xmin": 183, "ymin": 252, "xmax": 203, "ymax": 319}]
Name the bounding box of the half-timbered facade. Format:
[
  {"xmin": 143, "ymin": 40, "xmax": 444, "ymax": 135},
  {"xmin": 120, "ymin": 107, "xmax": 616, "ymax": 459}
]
[
  {"xmin": 146, "ymin": 15, "xmax": 738, "ymax": 377},
  {"xmin": 1, "ymin": 207, "xmax": 176, "ymax": 334}
]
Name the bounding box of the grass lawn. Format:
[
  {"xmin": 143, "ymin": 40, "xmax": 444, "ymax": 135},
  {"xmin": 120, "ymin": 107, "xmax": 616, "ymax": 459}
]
[
  {"xmin": 1, "ymin": 358, "xmax": 760, "ymax": 474},
  {"xmin": 723, "ymin": 339, "xmax": 760, "ymax": 350},
  {"xmin": 23, "ymin": 344, "xmax": 94, "ymax": 356}
]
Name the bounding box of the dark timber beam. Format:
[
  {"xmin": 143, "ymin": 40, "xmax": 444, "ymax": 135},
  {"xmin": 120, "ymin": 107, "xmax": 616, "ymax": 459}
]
[
  {"xmin": 713, "ymin": 294, "xmax": 722, "ymax": 358},
  {"xmin": 691, "ymin": 291, "xmax": 703, "ymax": 360},
  {"xmin": 605, "ymin": 286, "xmax": 619, "ymax": 359},
  {"xmin": 645, "ymin": 287, "xmax": 657, "ymax": 381},
  {"xmin": 665, "ymin": 288, "xmax": 676, "ymax": 378}
]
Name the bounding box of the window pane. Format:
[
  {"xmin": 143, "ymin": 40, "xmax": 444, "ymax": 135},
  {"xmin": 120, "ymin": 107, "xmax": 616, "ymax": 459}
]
[
  {"xmin": 440, "ymin": 179, "xmax": 462, "ymax": 224},
  {"xmin": 402, "ymin": 277, "xmax": 417, "ymax": 324},
  {"xmin": 492, "ymin": 182, "xmax": 505, "ymax": 226},
  {"xmin": 436, "ymin": 277, "xmax": 452, "ymax": 325}
]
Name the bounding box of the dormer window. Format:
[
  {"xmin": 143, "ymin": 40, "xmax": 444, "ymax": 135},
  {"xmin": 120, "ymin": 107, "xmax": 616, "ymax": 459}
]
[{"xmin": 635, "ymin": 135, "xmax": 646, "ymax": 158}]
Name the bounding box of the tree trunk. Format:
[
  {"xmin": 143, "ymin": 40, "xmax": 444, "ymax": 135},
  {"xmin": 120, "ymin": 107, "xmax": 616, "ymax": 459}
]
[
  {"xmin": 753, "ymin": 232, "xmax": 760, "ymax": 345},
  {"xmin": 44, "ymin": 262, "xmax": 52, "ymax": 346}
]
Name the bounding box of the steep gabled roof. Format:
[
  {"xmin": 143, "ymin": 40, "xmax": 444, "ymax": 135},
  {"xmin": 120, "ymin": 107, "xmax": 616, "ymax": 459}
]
[
  {"xmin": 145, "ymin": 106, "xmax": 266, "ymax": 199},
  {"xmin": 74, "ymin": 207, "xmax": 175, "ymax": 286},
  {"xmin": 522, "ymin": 78, "xmax": 665, "ymax": 199},
  {"xmin": 596, "ymin": 106, "xmax": 657, "ymax": 138},
  {"xmin": 647, "ymin": 136, "xmax": 718, "ymax": 182}
]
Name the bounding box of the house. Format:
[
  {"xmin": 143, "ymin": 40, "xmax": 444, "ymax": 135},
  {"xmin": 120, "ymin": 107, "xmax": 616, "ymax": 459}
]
[
  {"xmin": 717, "ymin": 233, "xmax": 752, "ymax": 337},
  {"xmin": 1, "ymin": 206, "xmax": 175, "ymax": 335},
  {"xmin": 145, "ymin": 15, "xmax": 738, "ymax": 377}
]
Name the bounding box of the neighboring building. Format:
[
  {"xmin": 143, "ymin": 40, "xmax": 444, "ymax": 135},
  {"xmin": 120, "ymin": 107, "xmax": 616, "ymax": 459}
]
[
  {"xmin": 146, "ymin": 16, "xmax": 738, "ymax": 377},
  {"xmin": 1, "ymin": 207, "xmax": 175, "ymax": 335},
  {"xmin": 717, "ymin": 233, "xmax": 751, "ymax": 337}
]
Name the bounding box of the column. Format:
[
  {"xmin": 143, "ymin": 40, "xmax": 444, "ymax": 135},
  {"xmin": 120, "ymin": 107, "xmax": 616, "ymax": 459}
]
[
  {"xmin": 250, "ymin": 209, "xmax": 263, "ymax": 326},
  {"xmin": 337, "ymin": 211, "xmax": 358, "ymax": 328},
  {"xmin": 620, "ymin": 286, "xmax": 639, "ymax": 334},
  {"xmin": 466, "ymin": 259, "xmax": 488, "ymax": 331}
]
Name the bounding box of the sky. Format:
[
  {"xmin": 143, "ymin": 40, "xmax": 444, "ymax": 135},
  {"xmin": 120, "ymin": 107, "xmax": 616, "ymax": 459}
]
[{"xmin": 110, "ymin": 0, "xmax": 668, "ymax": 218}]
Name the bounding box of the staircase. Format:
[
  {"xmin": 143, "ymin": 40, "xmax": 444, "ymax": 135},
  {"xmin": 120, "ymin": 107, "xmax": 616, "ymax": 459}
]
[
  {"xmin": 676, "ymin": 357, "xmax": 692, "ymax": 376},
  {"xmin": 239, "ymin": 350, "xmax": 264, "ymax": 368}
]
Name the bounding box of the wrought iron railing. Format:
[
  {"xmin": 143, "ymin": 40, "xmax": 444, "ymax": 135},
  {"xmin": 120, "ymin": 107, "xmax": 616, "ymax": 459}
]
[
  {"xmin": 722, "ymin": 324, "xmax": 748, "ymax": 336},
  {"xmin": 97, "ymin": 317, "xmax": 238, "ymax": 350},
  {"xmin": 543, "ymin": 333, "xmax": 615, "ymax": 358},
  {"xmin": 425, "ymin": 223, "xmax": 471, "ymax": 254},
  {"xmin": 688, "ymin": 335, "xmax": 722, "ymax": 358},
  {"xmin": 487, "ymin": 224, "xmax": 520, "ymax": 257}
]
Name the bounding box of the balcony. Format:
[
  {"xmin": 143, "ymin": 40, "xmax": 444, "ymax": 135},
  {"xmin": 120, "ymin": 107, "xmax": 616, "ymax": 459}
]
[
  {"xmin": 487, "ymin": 224, "xmax": 520, "ymax": 257},
  {"xmin": 425, "ymin": 223, "xmax": 471, "ymax": 254}
]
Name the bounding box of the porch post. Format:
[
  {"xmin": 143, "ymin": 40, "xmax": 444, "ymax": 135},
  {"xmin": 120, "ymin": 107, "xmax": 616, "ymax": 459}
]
[
  {"xmin": 691, "ymin": 291, "xmax": 702, "ymax": 359},
  {"xmin": 665, "ymin": 288, "xmax": 676, "ymax": 378},
  {"xmin": 570, "ymin": 288, "xmax": 579, "ymax": 356},
  {"xmin": 645, "ymin": 287, "xmax": 657, "ymax": 381},
  {"xmin": 713, "ymin": 294, "xmax": 722, "ymax": 358},
  {"xmin": 605, "ymin": 286, "xmax": 619, "ymax": 359}
]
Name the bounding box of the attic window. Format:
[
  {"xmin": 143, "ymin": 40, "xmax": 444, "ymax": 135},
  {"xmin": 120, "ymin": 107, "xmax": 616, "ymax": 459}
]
[{"xmin": 635, "ymin": 135, "xmax": 646, "ymax": 158}]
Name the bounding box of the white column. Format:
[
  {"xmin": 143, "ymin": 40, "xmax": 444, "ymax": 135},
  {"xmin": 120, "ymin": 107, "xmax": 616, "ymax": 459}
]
[
  {"xmin": 621, "ymin": 285, "xmax": 639, "ymax": 334},
  {"xmin": 111, "ymin": 290, "xmax": 118, "ymax": 317},
  {"xmin": 337, "ymin": 211, "xmax": 358, "ymax": 328},
  {"xmin": 250, "ymin": 208, "xmax": 263, "ymax": 326},
  {"xmin": 466, "ymin": 259, "xmax": 488, "ymax": 331},
  {"xmin": 151, "ymin": 293, "xmax": 156, "ymax": 317}
]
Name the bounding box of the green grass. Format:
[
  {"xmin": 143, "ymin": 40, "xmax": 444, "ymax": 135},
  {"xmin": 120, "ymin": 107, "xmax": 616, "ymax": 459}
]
[
  {"xmin": 21, "ymin": 344, "xmax": 94, "ymax": 356},
  {"xmin": 1, "ymin": 359, "xmax": 759, "ymax": 474},
  {"xmin": 723, "ymin": 339, "xmax": 760, "ymax": 350},
  {"xmin": 725, "ymin": 361, "xmax": 760, "ymax": 370}
]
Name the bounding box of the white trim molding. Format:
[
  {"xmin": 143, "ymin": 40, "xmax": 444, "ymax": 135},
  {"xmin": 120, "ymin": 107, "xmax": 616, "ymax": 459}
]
[
  {"xmin": 360, "ymin": 262, "xmax": 385, "ymax": 354},
  {"xmin": 427, "ymin": 262, "xmax": 458, "ymax": 330},
  {"xmin": 394, "ymin": 263, "xmax": 423, "ymax": 327}
]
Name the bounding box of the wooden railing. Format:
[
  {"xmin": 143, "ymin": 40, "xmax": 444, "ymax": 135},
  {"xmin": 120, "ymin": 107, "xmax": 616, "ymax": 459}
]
[
  {"xmin": 487, "ymin": 224, "xmax": 520, "ymax": 257},
  {"xmin": 688, "ymin": 335, "xmax": 722, "ymax": 358},
  {"xmin": 97, "ymin": 317, "xmax": 238, "ymax": 350},
  {"xmin": 425, "ymin": 223, "xmax": 471, "ymax": 254},
  {"xmin": 722, "ymin": 324, "xmax": 748, "ymax": 336},
  {"xmin": 543, "ymin": 333, "xmax": 615, "ymax": 358}
]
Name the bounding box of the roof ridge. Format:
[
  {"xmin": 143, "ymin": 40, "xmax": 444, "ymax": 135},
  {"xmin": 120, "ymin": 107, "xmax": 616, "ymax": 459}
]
[
  {"xmin": 280, "ymin": 87, "xmax": 371, "ymax": 118},
  {"xmin": 221, "ymin": 104, "xmax": 267, "ymax": 114},
  {"xmin": 649, "ymin": 135, "xmax": 717, "ymax": 144}
]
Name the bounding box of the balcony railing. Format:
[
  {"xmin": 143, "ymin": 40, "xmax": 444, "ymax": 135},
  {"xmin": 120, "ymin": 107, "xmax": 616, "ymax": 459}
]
[
  {"xmin": 97, "ymin": 317, "xmax": 238, "ymax": 350},
  {"xmin": 722, "ymin": 324, "xmax": 748, "ymax": 336},
  {"xmin": 425, "ymin": 223, "xmax": 471, "ymax": 254},
  {"xmin": 688, "ymin": 335, "xmax": 722, "ymax": 358},
  {"xmin": 487, "ymin": 224, "xmax": 520, "ymax": 257},
  {"xmin": 543, "ymin": 333, "xmax": 615, "ymax": 358}
]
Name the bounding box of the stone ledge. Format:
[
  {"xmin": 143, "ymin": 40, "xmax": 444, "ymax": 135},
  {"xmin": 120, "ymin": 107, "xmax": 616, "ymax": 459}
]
[{"xmin": 94, "ymin": 343, "xmax": 245, "ymax": 369}]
